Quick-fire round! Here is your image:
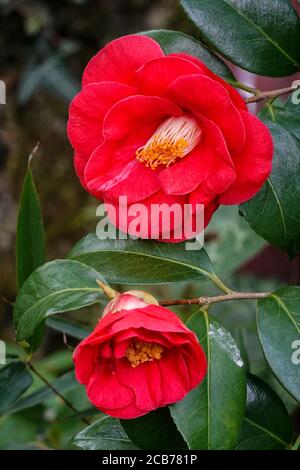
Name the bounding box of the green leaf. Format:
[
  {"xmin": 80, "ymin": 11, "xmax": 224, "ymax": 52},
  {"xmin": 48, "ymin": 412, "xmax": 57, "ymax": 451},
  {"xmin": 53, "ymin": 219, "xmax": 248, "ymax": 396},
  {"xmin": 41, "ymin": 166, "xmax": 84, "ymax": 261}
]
[
  {"xmin": 235, "ymin": 374, "xmax": 293, "ymax": 450},
  {"xmin": 68, "ymin": 234, "xmax": 214, "ymax": 285},
  {"xmin": 0, "ymin": 362, "xmax": 33, "ymax": 415},
  {"xmin": 170, "ymin": 311, "xmax": 246, "ymax": 449},
  {"xmin": 257, "ymin": 287, "xmax": 300, "ymax": 402},
  {"xmin": 143, "ymin": 29, "xmax": 234, "ymax": 80},
  {"xmin": 180, "ymin": 0, "xmax": 300, "ymax": 76},
  {"xmin": 7, "ymin": 370, "xmax": 77, "ymax": 415},
  {"xmin": 16, "ymin": 164, "xmax": 45, "ymax": 289},
  {"xmin": 240, "ymin": 104, "xmax": 300, "ymax": 255},
  {"xmin": 72, "ymin": 416, "xmax": 139, "ymax": 450},
  {"xmin": 121, "ymin": 408, "xmax": 187, "ymax": 450},
  {"xmin": 14, "ymin": 259, "xmax": 106, "ymax": 344},
  {"xmin": 46, "ymin": 317, "xmax": 92, "ymax": 340}
]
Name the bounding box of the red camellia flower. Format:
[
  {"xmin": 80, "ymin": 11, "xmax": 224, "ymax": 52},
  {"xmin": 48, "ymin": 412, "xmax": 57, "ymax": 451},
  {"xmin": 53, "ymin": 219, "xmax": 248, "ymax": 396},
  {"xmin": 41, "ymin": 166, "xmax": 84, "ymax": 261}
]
[
  {"xmin": 68, "ymin": 34, "xmax": 273, "ymax": 241},
  {"xmin": 73, "ymin": 291, "xmax": 207, "ymax": 419}
]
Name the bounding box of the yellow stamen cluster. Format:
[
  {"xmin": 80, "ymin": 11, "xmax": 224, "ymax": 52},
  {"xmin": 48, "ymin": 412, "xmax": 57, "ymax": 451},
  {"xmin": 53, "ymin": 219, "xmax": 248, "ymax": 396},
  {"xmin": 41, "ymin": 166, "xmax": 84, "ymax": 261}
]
[
  {"xmin": 136, "ymin": 137, "xmax": 189, "ymax": 170},
  {"xmin": 135, "ymin": 114, "xmax": 202, "ymax": 170},
  {"xmin": 126, "ymin": 339, "xmax": 163, "ymax": 368}
]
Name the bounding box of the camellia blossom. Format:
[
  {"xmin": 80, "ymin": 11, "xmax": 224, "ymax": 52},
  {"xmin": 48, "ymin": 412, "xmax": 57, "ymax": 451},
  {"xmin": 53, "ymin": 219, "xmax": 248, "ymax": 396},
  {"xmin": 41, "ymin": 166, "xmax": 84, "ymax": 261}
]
[
  {"xmin": 73, "ymin": 291, "xmax": 207, "ymax": 419},
  {"xmin": 67, "ymin": 34, "xmax": 273, "ymax": 241}
]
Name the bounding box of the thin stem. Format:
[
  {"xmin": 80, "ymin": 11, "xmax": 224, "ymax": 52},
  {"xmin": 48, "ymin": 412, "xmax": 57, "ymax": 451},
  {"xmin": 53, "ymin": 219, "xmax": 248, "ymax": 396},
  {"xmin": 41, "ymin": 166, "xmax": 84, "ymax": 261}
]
[
  {"xmin": 27, "ymin": 362, "xmax": 91, "ymax": 426},
  {"xmin": 245, "ymin": 84, "xmax": 299, "ymax": 104},
  {"xmin": 209, "ymin": 273, "xmax": 233, "ymax": 294},
  {"xmin": 159, "ymin": 291, "xmax": 270, "ymax": 307},
  {"xmin": 230, "ymin": 80, "xmax": 257, "ymax": 94}
]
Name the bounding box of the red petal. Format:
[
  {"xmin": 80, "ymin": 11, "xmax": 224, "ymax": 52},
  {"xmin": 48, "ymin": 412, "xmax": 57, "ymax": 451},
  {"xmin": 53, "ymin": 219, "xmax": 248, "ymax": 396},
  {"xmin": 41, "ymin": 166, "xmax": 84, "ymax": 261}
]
[
  {"xmin": 169, "ymin": 53, "xmax": 247, "ymax": 111},
  {"xmin": 181, "ymin": 343, "xmax": 207, "ymax": 388},
  {"xmin": 82, "ymin": 34, "xmax": 164, "ymax": 87},
  {"xmin": 136, "ymin": 56, "xmax": 202, "ymax": 96},
  {"xmin": 158, "ymin": 142, "xmax": 214, "ymax": 195},
  {"xmin": 103, "ymin": 95, "xmax": 182, "ymax": 141},
  {"xmin": 105, "ymin": 161, "xmax": 161, "ymax": 203},
  {"xmin": 195, "ymin": 115, "xmax": 236, "ymax": 195},
  {"xmin": 101, "ymin": 305, "xmax": 190, "ymax": 336},
  {"xmin": 68, "ymin": 81, "xmax": 135, "ymax": 156},
  {"xmin": 84, "ymin": 123, "xmax": 157, "ymax": 198},
  {"xmin": 219, "ymin": 111, "xmax": 273, "ymax": 204},
  {"xmin": 104, "ymin": 190, "xmax": 189, "ymax": 241},
  {"xmin": 101, "ymin": 401, "xmax": 146, "ymax": 419},
  {"xmin": 167, "ymin": 74, "xmax": 246, "ymax": 155},
  {"xmin": 159, "ymin": 350, "xmax": 189, "ymax": 404},
  {"xmin": 117, "ymin": 358, "xmax": 162, "ymax": 411},
  {"xmin": 74, "ymin": 152, "xmax": 89, "ymax": 189},
  {"xmin": 73, "ymin": 344, "xmax": 95, "ymax": 384},
  {"xmin": 87, "ymin": 362, "xmax": 134, "ymax": 410}
]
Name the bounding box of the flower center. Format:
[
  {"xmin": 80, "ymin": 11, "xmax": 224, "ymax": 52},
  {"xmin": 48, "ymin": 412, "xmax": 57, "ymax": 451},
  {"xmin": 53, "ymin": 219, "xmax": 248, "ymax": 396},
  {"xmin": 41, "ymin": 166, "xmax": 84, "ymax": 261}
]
[
  {"xmin": 136, "ymin": 114, "xmax": 202, "ymax": 170},
  {"xmin": 126, "ymin": 339, "xmax": 163, "ymax": 368}
]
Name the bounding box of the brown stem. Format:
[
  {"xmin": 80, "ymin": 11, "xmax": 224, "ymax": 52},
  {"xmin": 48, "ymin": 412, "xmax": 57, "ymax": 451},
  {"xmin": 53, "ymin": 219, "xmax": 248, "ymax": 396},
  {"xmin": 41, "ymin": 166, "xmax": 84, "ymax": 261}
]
[
  {"xmin": 245, "ymin": 84, "xmax": 299, "ymax": 104},
  {"xmin": 27, "ymin": 362, "xmax": 90, "ymax": 426},
  {"xmin": 159, "ymin": 291, "xmax": 270, "ymax": 307}
]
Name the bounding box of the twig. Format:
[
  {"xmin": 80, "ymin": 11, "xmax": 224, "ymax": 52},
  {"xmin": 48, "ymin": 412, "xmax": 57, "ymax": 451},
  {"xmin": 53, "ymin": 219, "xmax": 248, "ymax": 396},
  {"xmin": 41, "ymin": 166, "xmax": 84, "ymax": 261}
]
[
  {"xmin": 245, "ymin": 84, "xmax": 299, "ymax": 104},
  {"xmin": 159, "ymin": 291, "xmax": 270, "ymax": 307},
  {"xmin": 27, "ymin": 362, "xmax": 90, "ymax": 426}
]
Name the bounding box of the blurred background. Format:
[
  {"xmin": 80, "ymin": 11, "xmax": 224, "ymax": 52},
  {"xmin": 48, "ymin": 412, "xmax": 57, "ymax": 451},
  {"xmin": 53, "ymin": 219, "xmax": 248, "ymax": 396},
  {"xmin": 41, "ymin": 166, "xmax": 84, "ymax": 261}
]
[{"xmin": 0, "ymin": 0, "xmax": 299, "ymax": 449}]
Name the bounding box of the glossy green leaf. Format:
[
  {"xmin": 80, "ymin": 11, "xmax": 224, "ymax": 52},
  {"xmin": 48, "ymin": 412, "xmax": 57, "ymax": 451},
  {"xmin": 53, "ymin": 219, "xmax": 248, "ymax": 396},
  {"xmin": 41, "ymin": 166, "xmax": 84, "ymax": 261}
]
[
  {"xmin": 72, "ymin": 416, "xmax": 139, "ymax": 450},
  {"xmin": 121, "ymin": 408, "xmax": 187, "ymax": 450},
  {"xmin": 46, "ymin": 316, "xmax": 92, "ymax": 340},
  {"xmin": 7, "ymin": 370, "xmax": 77, "ymax": 414},
  {"xmin": 235, "ymin": 374, "xmax": 293, "ymax": 450},
  {"xmin": 257, "ymin": 287, "xmax": 300, "ymax": 402},
  {"xmin": 241, "ymin": 105, "xmax": 300, "ymax": 255},
  {"xmin": 0, "ymin": 362, "xmax": 33, "ymax": 414},
  {"xmin": 180, "ymin": 0, "xmax": 300, "ymax": 76},
  {"xmin": 171, "ymin": 311, "xmax": 246, "ymax": 449},
  {"xmin": 68, "ymin": 234, "xmax": 215, "ymax": 285},
  {"xmin": 14, "ymin": 259, "xmax": 106, "ymax": 344},
  {"xmin": 16, "ymin": 166, "xmax": 45, "ymax": 289},
  {"xmin": 143, "ymin": 29, "xmax": 234, "ymax": 80}
]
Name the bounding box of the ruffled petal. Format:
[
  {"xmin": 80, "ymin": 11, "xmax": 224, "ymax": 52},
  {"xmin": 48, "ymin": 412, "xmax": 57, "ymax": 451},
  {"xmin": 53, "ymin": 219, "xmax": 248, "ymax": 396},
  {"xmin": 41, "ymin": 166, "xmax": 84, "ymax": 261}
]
[
  {"xmin": 103, "ymin": 95, "xmax": 182, "ymax": 141},
  {"xmin": 219, "ymin": 111, "xmax": 273, "ymax": 204},
  {"xmin": 82, "ymin": 34, "xmax": 164, "ymax": 87},
  {"xmin": 68, "ymin": 81, "xmax": 136, "ymax": 156},
  {"xmin": 136, "ymin": 56, "xmax": 202, "ymax": 96},
  {"xmin": 159, "ymin": 350, "xmax": 190, "ymax": 405},
  {"xmin": 117, "ymin": 358, "xmax": 162, "ymax": 411},
  {"xmin": 84, "ymin": 123, "xmax": 157, "ymax": 198},
  {"xmin": 86, "ymin": 362, "xmax": 134, "ymax": 410},
  {"xmin": 104, "ymin": 190, "xmax": 189, "ymax": 241},
  {"xmin": 101, "ymin": 401, "xmax": 146, "ymax": 419},
  {"xmin": 158, "ymin": 142, "xmax": 214, "ymax": 195},
  {"xmin": 104, "ymin": 306, "xmax": 191, "ymax": 335},
  {"xmin": 167, "ymin": 74, "xmax": 246, "ymax": 155},
  {"xmin": 74, "ymin": 151, "xmax": 89, "ymax": 189},
  {"xmin": 105, "ymin": 161, "xmax": 161, "ymax": 203},
  {"xmin": 73, "ymin": 344, "xmax": 95, "ymax": 384},
  {"xmin": 168, "ymin": 53, "xmax": 247, "ymax": 111},
  {"xmin": 195, "ymin": 114, "xmax": 236, "ymax": 195},
  {"xmin": 181, "ymin": 343, "xmax": 207, "ymax": 389}
]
